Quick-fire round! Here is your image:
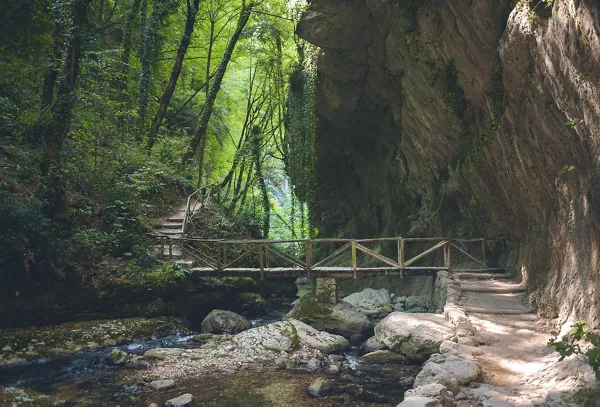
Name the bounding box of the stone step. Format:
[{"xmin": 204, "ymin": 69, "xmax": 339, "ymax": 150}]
[
  {"xmin": 155, "ymin": 222, "xmax": 182, "ymax": 230},
  {"xmin": 462, "ymin": 306, "xmax": 533, "ymax": 315},
  {"xmin": 167, "ymin": 217, "xmax": 185, "ymax": 222},
  {"xmin": 461, "ymin": 286, "xmax": 526, "ymax": 294},
  {"xmin": 454, "ymin": 272, "xmax": 510, "ymax": 280},
  {"xmin": 156, "ymin": 229, "xmax": 182, "ymax": 236}
]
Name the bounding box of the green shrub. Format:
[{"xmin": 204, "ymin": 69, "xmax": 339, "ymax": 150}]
[{"xmin": 548, "ymin": 320, "xmax": 600, "ymax": 380}]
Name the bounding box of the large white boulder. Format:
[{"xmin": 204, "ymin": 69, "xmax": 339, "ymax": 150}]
[
  {"xmin": 288, "ymin": 319, "xmax": 350, "ymax": 353},
  {"xmin": 374, "ymin": 313, "xmax": 452, "ymax": 361},
  {"xmin": 286, "ymin": 296, "xmax": 371, "ymax": 336},
  {"xmin": 233, "ymin": 321, "xmax": 299, "ymax": 355},
  {"xmin": 396, "ymin": 397, "xmax": 442, "ymax": 407},
  {"xmin": 437, "ymin": 356, "xmax": 481, "ymax": 384},
  {"xmin": 413, "ymin": 362, "xmax": 460, "ymax": 395},
  {"xmin": 405, "ymin": 384, "xmax": 454, "ymax": 407},
  {"xmin": 343, "ymin": 288, "xmax": 392, "ymax": 312}
]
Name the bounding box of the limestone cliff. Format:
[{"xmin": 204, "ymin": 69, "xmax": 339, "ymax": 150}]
[{"xmin": 296, "ymin": 0, "xmax": 600, "ymax": 326}]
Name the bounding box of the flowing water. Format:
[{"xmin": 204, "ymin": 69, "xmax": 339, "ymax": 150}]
[{"xmin": 0, "ymin": 285, "xmax": 418, "ymax": 405}]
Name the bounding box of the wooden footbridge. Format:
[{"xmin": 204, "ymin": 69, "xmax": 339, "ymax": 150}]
[{"xmin": 152, "ymin": 235, "xmax": 507, "ymax": 280}]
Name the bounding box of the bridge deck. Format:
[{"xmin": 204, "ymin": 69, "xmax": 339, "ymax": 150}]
[{"xmin": 190, "ymin": 266, "xmax": 505, "ymax": 279}]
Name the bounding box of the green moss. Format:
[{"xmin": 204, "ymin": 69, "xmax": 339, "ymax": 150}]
[
  {"xmin": 0, "ymin": 387, "xmax": 61, "ymax": 406},
  {"xmin": 290, "ymin": 295, "xmax": 333, "ymax": 323}
]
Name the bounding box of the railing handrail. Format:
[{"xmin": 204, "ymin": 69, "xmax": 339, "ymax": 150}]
[
  {"xmin": 148, "ymin": 234, "xmax": 509, "ymax": 245},
  {"xmin": 182, "ymin": 183, "xmax": 215, "ymax": 235}
]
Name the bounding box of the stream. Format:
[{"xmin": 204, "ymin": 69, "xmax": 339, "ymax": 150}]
[{"xmin": 0, "ymin": 284, "xmax": 419, "ymax": 406}]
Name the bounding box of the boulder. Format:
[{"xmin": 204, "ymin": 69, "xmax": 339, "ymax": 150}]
[
  {"xmin": 413, "ymin": 363, "xmax": 460, "ymax": 395},
  {"xmin": 397, "ymin": 397, "xmax": 442, "ymax": 407},
  {"xmin": 289, "ymin": 319, "xmax": 350, "ymax": 353},
  {"xmin": 104, "ymin": 348, "xmax": 128, "ymax": 365},
  {"xmin": 149, "ymin": 379, "xmax": 175, "ymax": 391},
  {"xmin": 143, "ymin": 348, "xmax": 185, "ymax": 359},
  {"xmin": 360, "ymin": 350, "xmax": 406, "ymax": 364},
  {"xmin": 404, "ymin": 296, "xmax": 431, "ymax": 312},
  {"xmin": 307, "ymin": 377, "xmax": 331, "ymax": 397},
  {"xmin": 286, "ymin": 295, "xmax": 371, "ymax": 336},
  {"xmin": 362, "ymin": 336, "xmax": 386, "ymax": 352},
  {"xmin": 405, "ymin": 384, "xmax": 454, "ymax": 407},
  {"xmin": 343, "ymin": 288, "xmax": 392, "ymax": 312},
  {"xmin": 437, "ymin": 357, "xmax": 481, "ymax": 384},
  {"xmin": 201, "ymin": 310, "xmax": 251, "ymax": 334},
  {"xmin": 374, "ymin": 313, "xmax": 452, "ymax": 361},
  {"xmin": 164, "ymin": 393, "xmax": 193, "ymax": 406},
  {"xmin": 233, "ymin": 321, "xmax": 299, "ymax": 355}
]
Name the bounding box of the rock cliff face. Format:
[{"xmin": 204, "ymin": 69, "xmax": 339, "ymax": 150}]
[{"xmin": 297, "ymin": 0, "xmax": 600, "ymax": 326}]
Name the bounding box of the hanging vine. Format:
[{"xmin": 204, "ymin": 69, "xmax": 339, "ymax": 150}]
[{"xmin": 285, "ymin": 44, "xmax": 318, "ymax": 237}]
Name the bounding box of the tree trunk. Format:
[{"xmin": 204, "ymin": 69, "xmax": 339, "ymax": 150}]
[
  {"xmin": 118, "ymin": 0, "xmax": 142, "ymax": 133},
  {"xmin": 251, "ymin": 127, "xmax": 269, "ymax": 238},
  {"xmin": 146, "ymin": 0, "xmax": 200, "ymax": 152},
  {"xmin": 39, "ymin": 0, "xmax": 92, "ymax": 220},
  {"xmin": 181, "ymin": 2, "xmax": 254, "ymax": 164}
]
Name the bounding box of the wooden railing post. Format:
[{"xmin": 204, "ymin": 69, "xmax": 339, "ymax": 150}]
[
  {"xmin": 160, "ymin": 237, "xmax": 165, "ymax": 259},
  {"xmin": 223, "ymin": 245, "xmax": 228, "ymax": 266},
  {"xmin": 444, "ymin": 241, "xmax": 452, "ymax": 271},
  {"xmin": 481, "ymin": 239, "xmax": 487, "ymax": 267},
  {"xmin": 265, "ymin": 243, "xmax": 270, "ymax": 268},
  {"xmin": 351, "ymin": 240, "xmax": 357, "ymax": 280},
  {"xmin": 305, "ymin": 240, "xmax": 312, "ymax": 279},
  {"xmin": 168, "ymin": 238, "xmax": 173, "ymax": 260},
  {"xmin": 217, "ymin": 242, "xmax": 222, "ymax": 270},
  {"xmin": 258, "ymin": 244, "xmax": 265, "ymax": 281}
]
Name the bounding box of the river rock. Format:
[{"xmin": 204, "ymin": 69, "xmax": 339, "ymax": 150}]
[
  {"xmin": 286, "ymin": 295, "xmax": 371, "ymax": 336},
  {"xmin": 143, "ymin": 348, "xmax": 185, "ymax": 359},
  {"xmin": 374, "ymin": 313, "xmax": 452, "ymax": 361},
  {"xmin": 343, "ymin": 288, "xmax": 392, "ymax": 312},
  {"xmin": 397, "ymin": 397, "xmax": 442, "ymax": 407},
  {"xmin": 405, "ymin": 384, "xmax": 454, "ymax": 407},
  {"xmin": 149, "ymin": 379, "xmax": 176, "ymax": 391},
  {"xmin": 437, "ymin": 358, "xmax": 481, "ymax": 384},
  {"xmin": 164, "ymin": 393, "xmax": 193, "ymax": 406},
  {"xmin": 105, "ymin": 348, "xmax": 128, "ymax": 365},
  {"xmin": 360, "ymin": 350, "xmax": 406, "ymax": 364},
  {"xmin": 413, "ymin": 362, "xmax": 460, "ymax": 395},
  {"xmin": 289, "ymin": 319, "xmax": 350, "ymax": 353},
  {"xmin": 362, "ymin": 336, "xmax": 386, "ymax": 352},
  {"xmin": 404, "ymin": 296, "xmax": 431, "ymax": 312},
  {"xmin": 307, "ymin": 377, "xmax": 331, "ymax": 397},
  {"xmin": 233, "ymin": 321, "xmax": 298, "ymax": 355},
  {"xmin": 482, "ymin": 399, "xmax": 515, "ymax": 407},
  {"xmin": 1, "ymin": 387, "xmax": 63, "ymax": 405},
  {"xmin": 201, "ymin": 309, "xmax": 252, "ymax": 334}
]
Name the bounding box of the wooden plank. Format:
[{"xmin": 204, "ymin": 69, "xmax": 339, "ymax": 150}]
[
  {"xmin": 259, "ymin": 245, "xmax": 265, "ymax": 281},
  {"xmin": 351, "ymin": 241, "xmax": 357, "ymax": 279},
  {"xmin": 452, "ymin": 268, "xmax": 505, "ymax": 273},
  {"xmin": 450, "ymin": 243, "xmax": 486, "ymax": 268},
  {"xmin": 312, "ymin": 243, "xmax": 351, "ymax": 268},
  {"xmin": 305, "ymin": 240, "xmax": 312, "ymax": 279},
  {"xmin": 355, "ymin": 242, "xmax": 399, "ymax": 268},
  {"xmin": 404, "ymin": 240, "xmax": 448, "ymax": 267},
  {"xmin": 268, "ymin": 244, "xmax": 308, "ymax": 269},
  {"xmin": 462, "ymin": 306, "xmax": 532, "ymax": 315},
  {"xmin": 221, "ymin": 245, "xmax": 258, "ymax": 269}
]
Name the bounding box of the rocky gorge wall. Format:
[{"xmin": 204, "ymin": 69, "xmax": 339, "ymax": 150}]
[{"xmin": 296, "ymin": 0, "xmax": 600, "ymax": 326}]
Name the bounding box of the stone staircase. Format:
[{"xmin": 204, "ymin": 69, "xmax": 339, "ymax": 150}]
[
  {"xmin": 153, "ymin": 204, "xmax": 194, "ymax": 267},
  {"xmin": 456, "ymin": 269, "xmax": 533, "ymax": 315}
]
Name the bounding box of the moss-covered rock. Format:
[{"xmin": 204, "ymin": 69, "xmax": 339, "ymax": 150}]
[
  {"xmin": 0, "ymin": 317, "xmax": 187, "ymax": 365},
  {"xmin": 0, "ymin": 387, "xmax": 63, "ymax": 406},
  {"xmin": 233, "ymin": 321, "xmax": 300, "ymax": 356},
  {"xmin": 285, "ymin": 294, "xmax": 371, "ymax": 337}
]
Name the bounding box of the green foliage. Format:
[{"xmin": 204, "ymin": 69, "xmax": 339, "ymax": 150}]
[
  {"xmin": 565, "ymin": 118, "xmax": 583, "ymax": 128},
  {"xmin": 558, "ymin": 165, "xmax": 576, "ymax": 177},
  {"xmin": 161, "ymin": 260, "xmax": 191, "ymax": 282},
  {"xmin": 548, "ymin": 321, "xmax": 600, "ymax": 380}
]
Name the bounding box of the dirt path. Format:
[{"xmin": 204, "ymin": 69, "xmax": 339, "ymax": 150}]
[{"xmin": 456, "ymin": 274, "xmax": 596, "ymax": 406}]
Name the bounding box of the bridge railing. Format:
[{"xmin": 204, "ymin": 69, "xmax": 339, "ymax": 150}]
[{"xmin": 150, "ymin": 235, "xmax": 507, "ymax": 280}]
